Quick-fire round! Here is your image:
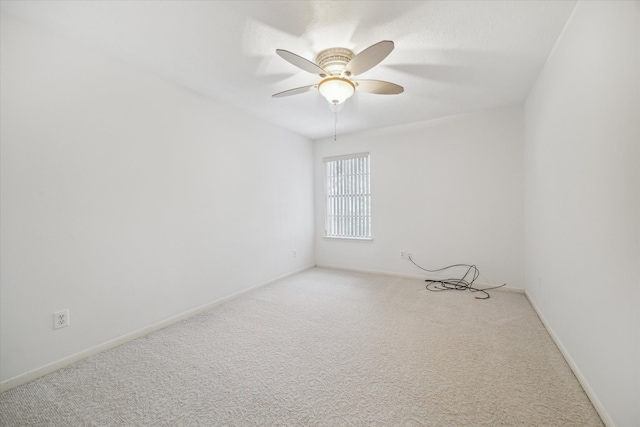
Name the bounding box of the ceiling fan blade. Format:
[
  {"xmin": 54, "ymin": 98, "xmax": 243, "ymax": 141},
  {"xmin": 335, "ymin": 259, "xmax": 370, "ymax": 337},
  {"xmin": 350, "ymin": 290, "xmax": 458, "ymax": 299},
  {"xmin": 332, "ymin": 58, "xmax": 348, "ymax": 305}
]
[
  {"xmin": 272, "ymin": 85, "xmax": 317, "ymax": 98},
  {"xmin": 354, "ymin": 80, "xmax": 404, "ymax": 95},
  {"xmin": 276, "ymin": 49, "xmax": 327, "ymax": 77},
  {"xmin": 345, "ymin": 40, "xmax": 394, "ymax": 76}
]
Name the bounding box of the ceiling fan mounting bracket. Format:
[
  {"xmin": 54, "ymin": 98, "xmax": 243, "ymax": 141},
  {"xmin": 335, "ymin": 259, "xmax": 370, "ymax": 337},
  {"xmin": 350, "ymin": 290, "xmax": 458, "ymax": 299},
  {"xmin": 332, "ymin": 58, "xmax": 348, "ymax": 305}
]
[{"xmin": 316, "ymin": 47, "xmax": 355, "ymax": 76}]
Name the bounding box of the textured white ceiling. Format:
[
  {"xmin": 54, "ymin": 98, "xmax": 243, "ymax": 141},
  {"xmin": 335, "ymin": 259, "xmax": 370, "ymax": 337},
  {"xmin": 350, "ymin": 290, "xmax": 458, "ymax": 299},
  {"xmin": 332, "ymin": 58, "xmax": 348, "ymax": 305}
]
[{"xmin": 1, "ymin": 1, "xmax": 577, "ymax": 140}]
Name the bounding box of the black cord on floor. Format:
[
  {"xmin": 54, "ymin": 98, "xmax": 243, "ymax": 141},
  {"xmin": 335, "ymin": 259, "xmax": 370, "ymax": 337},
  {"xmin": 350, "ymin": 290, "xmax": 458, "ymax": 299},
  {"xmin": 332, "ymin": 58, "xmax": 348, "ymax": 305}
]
[{"xmin": 408, "ymin": 255, "xmax": 506, "ymax": 299}]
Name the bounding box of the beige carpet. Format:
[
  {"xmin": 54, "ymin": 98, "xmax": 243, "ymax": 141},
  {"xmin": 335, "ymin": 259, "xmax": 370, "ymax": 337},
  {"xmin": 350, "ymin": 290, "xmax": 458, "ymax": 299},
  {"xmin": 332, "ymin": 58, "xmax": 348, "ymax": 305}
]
[{"xmin": 0, "ymin": 267, "xmax": 603, "ymax": 426}]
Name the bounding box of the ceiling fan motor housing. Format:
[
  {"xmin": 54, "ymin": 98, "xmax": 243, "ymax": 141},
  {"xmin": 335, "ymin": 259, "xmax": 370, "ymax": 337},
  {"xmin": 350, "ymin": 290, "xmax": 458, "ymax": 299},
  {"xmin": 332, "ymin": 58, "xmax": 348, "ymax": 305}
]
[{"xmin": 316, "ymin": 48, "xmax": 355, "ymax": 76}]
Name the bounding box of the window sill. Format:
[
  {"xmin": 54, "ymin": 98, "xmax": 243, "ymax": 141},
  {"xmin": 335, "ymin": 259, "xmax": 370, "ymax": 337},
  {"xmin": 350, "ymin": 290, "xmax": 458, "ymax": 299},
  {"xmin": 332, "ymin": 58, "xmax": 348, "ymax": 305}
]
[{"xmin": 323, "ymin": 236, "xmax": 373, "ymax": 242}]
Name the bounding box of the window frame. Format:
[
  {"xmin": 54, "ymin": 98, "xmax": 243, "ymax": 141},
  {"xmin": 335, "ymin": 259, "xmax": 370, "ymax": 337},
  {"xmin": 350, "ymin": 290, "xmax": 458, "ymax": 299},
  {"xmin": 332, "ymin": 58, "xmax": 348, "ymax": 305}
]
[{"xmin": 323, "ymin": 152, "xmax": 372, "ymax": 241}]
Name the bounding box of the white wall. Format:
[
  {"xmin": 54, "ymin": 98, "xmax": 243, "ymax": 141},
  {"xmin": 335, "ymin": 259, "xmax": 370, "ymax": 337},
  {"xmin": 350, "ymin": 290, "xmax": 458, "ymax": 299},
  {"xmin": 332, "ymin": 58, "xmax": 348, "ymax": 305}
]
[
  {"xmin": 524, "ymin": 1, "xmax": 639, "ymax": 426},
  {"xmin": 314, "ymin": 105, "xmax": 524, "ymax": 289},
  {"xmin": 0, "ymin": 13, "xmax": 314, "ymax": 384}
]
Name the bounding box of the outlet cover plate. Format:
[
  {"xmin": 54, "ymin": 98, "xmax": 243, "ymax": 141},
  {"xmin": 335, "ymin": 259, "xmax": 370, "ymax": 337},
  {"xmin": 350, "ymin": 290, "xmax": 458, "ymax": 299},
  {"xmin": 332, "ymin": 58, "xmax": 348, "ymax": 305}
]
[{"xmin": 54, "ymin": 309, "xmax": 70, "ymax": 329}]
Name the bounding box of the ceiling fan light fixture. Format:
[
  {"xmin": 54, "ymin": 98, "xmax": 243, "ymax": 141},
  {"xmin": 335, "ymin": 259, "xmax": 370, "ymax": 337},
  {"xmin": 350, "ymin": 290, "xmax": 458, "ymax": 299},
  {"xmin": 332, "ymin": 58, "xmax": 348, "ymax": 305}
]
[{"xmin": 318, "ymin": 77, "xmax": 355, "ymax": 105}]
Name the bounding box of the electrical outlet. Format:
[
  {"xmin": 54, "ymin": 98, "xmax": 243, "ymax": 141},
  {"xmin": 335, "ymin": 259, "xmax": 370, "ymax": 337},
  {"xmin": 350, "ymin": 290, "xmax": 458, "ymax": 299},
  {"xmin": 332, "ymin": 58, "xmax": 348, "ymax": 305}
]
[
  {"xmin": 400, "ymin": 251, "xmax": 406, "ymax": 259},
  {"xmin": 406, "ymin": 252, "xmax": 412, "ymax": 260},
  {"xmin": 293, "ymin": 249, "xmax": 297, "ymax": 258},
  {"xmin": 53, "ymin": 309, "xmax": 70, "ymax": 330}
]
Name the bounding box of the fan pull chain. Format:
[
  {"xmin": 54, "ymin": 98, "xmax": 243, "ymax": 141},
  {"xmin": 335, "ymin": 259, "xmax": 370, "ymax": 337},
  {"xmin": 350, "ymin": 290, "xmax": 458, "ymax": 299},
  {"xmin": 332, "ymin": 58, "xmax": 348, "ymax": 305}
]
[{"xmin": 334, "ymin": 110, "xmax": 338, "ymax": 141}]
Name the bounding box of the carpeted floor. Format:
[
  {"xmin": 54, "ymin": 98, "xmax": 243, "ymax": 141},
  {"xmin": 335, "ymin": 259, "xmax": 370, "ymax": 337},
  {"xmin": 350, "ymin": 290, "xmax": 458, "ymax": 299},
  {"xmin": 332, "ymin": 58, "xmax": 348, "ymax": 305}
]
[{"xmin": 0, "ymin": 267, "xmax": 603, "ymax": 426}]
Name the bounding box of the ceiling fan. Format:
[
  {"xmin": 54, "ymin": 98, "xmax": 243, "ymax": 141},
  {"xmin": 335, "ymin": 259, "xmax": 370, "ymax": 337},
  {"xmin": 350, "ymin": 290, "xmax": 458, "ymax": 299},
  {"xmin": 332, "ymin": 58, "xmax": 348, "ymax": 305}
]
[{"xmin": 272, "ymin": 40, "xmax": 404, "ymax": 106}]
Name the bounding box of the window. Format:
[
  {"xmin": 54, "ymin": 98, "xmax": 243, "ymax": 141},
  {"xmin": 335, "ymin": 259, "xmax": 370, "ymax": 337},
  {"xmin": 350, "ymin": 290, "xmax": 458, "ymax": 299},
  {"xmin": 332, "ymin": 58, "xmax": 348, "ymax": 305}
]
[{"xmin": 324, "ymin": 152, "xmax": 371, "ymax": 239}]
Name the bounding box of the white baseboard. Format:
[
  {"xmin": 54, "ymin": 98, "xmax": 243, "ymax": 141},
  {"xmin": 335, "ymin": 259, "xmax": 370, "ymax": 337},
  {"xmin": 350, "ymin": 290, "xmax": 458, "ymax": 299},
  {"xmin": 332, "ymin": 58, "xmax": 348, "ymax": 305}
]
[
  {"xmin": 0, "ymin": 264, "xmax": 315, "ymax": 393},
  {"xmin": 524, "ymin": 291, "xmax": 613, "ymax": 427},
  {"xmin": 315, "ymin": 264, "xmax": 525, "ymax": 293}
]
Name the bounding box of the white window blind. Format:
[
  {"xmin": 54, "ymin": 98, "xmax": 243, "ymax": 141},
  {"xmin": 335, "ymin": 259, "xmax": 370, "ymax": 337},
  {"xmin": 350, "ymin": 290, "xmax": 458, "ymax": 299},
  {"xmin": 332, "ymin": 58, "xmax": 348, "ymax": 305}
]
[{"xmin": 324, "ymin": 152, "xmax": 371, "ymax": 239}]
